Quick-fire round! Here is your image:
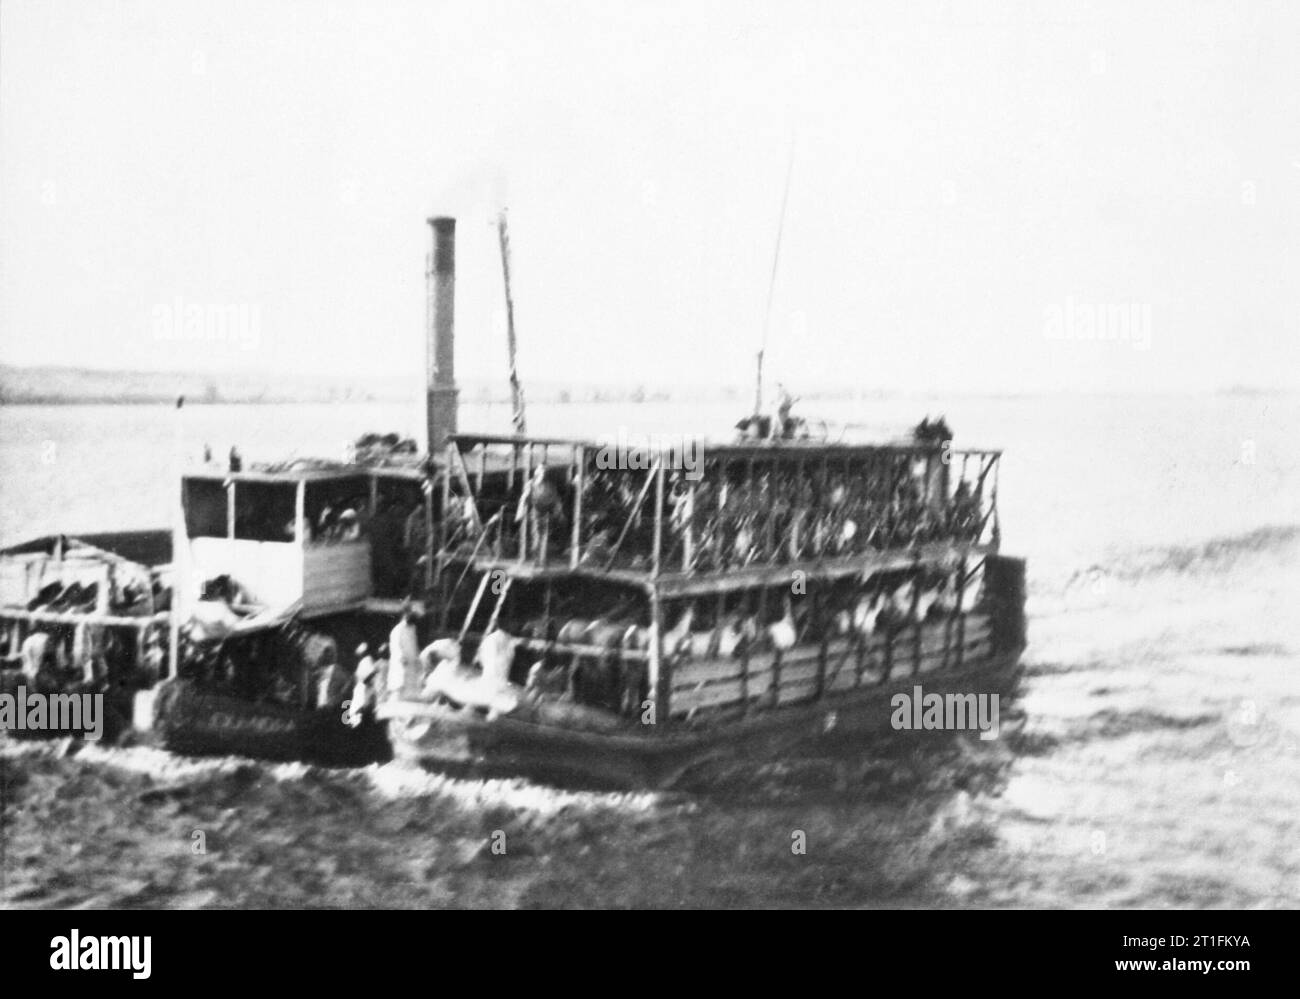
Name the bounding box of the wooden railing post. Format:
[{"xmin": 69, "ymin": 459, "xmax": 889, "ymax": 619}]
[
  {"xmin": 739, "ymin": 602, "xmax": 752, "ymax": 715},
  {"xmin": 682, "ymin": 479, "xmax": 697, "ymax": 572},
  {"xmin": 647, "ymin": 584, "xmax": 666, "ymax": 727},
  {"xmin": 519, "ymin": 443, "xmax": 532, "ymax": 563},
  {"xmin": 911, "ymin": 564, "xmax": 922, "ymax": 675},
  {"xmin": 424, "ymin": 474, "xmax": 435, "ymax": 596},
  {"xmin": 955, "ymin": 556, "xmax": 967, "ymax": 670},
  {"xmin": 652, "ymin": 460, "xmax": 665, "ymax": 578},
  {"xmin": 991, "ymin": 454, "xmax": 1001, "ymax": 549},
  {"xmin": 570, "ymin": 445, "xmax": 585, "ymax": 569},
  {"xmin": 815, "ymin": 584, "xmax": 828, "ymax": 699}
]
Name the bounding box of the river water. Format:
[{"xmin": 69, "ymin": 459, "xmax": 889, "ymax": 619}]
[{"xmin": 1, "ymin": 393, "xmax": 1296, "ymax": 907}]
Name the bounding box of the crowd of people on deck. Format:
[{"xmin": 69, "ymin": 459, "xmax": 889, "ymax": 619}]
[
  {"xmin": 445, "ymin": 409, "xmax": 991, "ymax": 571},
  {"xmin": 176, "ymin": 599, "xmax": 424, "ymax": 717},
  {"xmin": 162, "ymin": 545, "xmax": 989, "ymax": 729},
  {"xmin": 305, "ymin": 504, "xmax": 366, "ymax": 543},
  {"xmin": 0, "ymin": 619, "xmax": 164, "ymax": 702},
  {"xmin": 346, "ymin": 561, "xmax": 988, "ymax": 722},
  {"xmin": 266, "ymin": 602, "xmax": 534, "ymax": 722}
]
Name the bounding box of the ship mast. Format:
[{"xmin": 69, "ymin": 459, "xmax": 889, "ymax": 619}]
[
  {"xmin": 496, "ymin": 211, "xmax": 527, "ymax": 436},
  {"xmin": 755, "ymin": 137, "xmax": 796, "ymax": 415}
]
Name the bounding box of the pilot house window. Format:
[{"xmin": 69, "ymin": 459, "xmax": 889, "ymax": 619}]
[
  {"xmin": 303, "ymin": 476, "xmax": 370, "ymax": 543},
  {"xmin": 183, "ymin": 479, "xmax": 229, "ymax": 539},
  {"xmin": 233, "ymin": 482, "xmax": 298, "ymax": 542}
]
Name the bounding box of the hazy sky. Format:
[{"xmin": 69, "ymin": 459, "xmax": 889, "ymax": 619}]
[{"xmin": 2, "ymin": 0, "xmax": 1297, "ymax": 394}]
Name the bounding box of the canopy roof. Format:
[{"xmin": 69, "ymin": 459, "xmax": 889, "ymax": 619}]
[
  {"xmin": 449, "ymin": 433, "xmax": 1002, "ymax": 460},
  {"xmin": 183, "ymin": 460, "xmax": 431, "ymax": 485}
]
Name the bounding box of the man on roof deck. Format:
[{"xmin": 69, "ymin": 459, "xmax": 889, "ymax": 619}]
[{"xmin": 771, "ymin": 383, "xmax": 798, "ymax": 439}]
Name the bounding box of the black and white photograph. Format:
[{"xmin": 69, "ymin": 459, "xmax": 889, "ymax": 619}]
[{"xmin": 0, "ymin": 0, "xmax": 1295, "ymax": 938}]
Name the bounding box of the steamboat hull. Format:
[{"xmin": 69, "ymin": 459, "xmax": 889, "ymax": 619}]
[
  {"xmin": 386, "ymin": 551, "xmax": 1028, "ymax": 788},
  {"xmin": 382, "ymin": 643, "xmax": 1024, "ymax": 789},
  {"xmin": 149, "ymin": 678, "xmax": 391, "ymax": 766}
]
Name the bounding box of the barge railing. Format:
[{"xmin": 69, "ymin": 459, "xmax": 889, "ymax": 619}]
[{"xmin": 438, "ymin": 434, "xmax": 1002, "ymax": 581}]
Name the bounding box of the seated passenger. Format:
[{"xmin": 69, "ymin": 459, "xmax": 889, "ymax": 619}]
[
  {"xmin": 336, "ymin": 508, "xmax": 361, "ymax": 541},
  {"xmin": 420, "ymin": 631, "xmax": 520, "ymax": 718},
  {"xmin": 316, "ymin": 506, "xmax": 337, "ymax": 539},
  {"xmin": 20, "ymin": 632, "xmax": 58, "ymax": 693},
  {"xmin": 416, "ymin": 636, "xmax": 464, "ymax": 690},
  {"xmin": 141, "ymin": 633, "xmax": 167, "ymax": 685},
  {"xmin": 268, "ymin": 670, "xmax": 297, "ymax": 704},
  {"xmin": 475, "ymin": 632, "xmax": 510, "ymax": 688},
  {"xmin": 317, "ymin": 648, "xmax": 356, "ymax": 708}
]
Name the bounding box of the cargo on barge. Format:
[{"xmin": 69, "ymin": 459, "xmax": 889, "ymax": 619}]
[{"xmin": 379, "ymin": 430, "xmax": 1025, "ymax": 787}]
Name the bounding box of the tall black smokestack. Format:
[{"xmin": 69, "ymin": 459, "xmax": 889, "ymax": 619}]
[{"xmin": 426, "ymin": 216, "xmax": 458, "ymax": 454}]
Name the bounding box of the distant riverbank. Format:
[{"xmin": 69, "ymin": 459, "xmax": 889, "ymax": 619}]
[
  {"xmin": 0, "ymin": 364, "xmax": 706, "ymax": 408},
  {"xmin": 0, "ymin": 392, "xmax": 399, "ymax": 406},
  {"xmin": 0, "ymin": 364, "xmax": 397, "ymax": 407}
]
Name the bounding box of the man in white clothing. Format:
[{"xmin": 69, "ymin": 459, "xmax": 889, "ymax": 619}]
[{"xmin": 386, "ymin": 602, "xmax": 423, "ymax": 700}]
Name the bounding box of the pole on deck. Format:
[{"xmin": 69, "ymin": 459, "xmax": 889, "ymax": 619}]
[
  {"xmin": 652, "ymin": 460, "xmax": 665, "ymax": 579},
  {"xmin": 497, "ymin": 211, "xmax": 527, "ymax": 437},
  {"xmin": 570, "ymin": 445, "xmax": 585, "ymax": 569},
  {"xmin": 169, "ymin": 395, "xmax": 185, "ymax": 678},
  {"xmin": 754, "ymin": 135, "xmax": 796, "ymax": 417}
]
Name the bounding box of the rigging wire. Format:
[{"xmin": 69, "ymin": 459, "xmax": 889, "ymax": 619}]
[{"xmin": 754, "ymin": 134, "xmax": 797, "ymax": 415}]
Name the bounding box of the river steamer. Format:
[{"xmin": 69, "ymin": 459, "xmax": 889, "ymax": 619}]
[{"xmin": 0, "ymin": 214, "xmax": 1025, "ymax": 784}]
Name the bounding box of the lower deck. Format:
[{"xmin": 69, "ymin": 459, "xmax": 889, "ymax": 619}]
[
  {"xmin": 667, "ymin": 611, "xmax": 996, "ymax": 721},
  {"xmin": 380, "ymin": 642, "xmax": 1024, "ymax": 788}
]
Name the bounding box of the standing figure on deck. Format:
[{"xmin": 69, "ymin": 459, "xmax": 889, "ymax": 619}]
[
  {"xmin": 318, "ymin": 644, "xmax": 358, "ymax": 709},
  {"xmin": 372, "ymin": 643, "xmax": 390, "ymax": 700},
  {"xmin": 387, "ymin": 602, "xmax": 423, "ymax": 700},
  {"xmin": 771, "ymin": 383, "xmax": 798, "ymax": 439},
  {"xmin": 347, "ymin": 644, "xmax": 378, "ymax": 725},
  {"xmin": 20, "ymin": 632, "xmax": 57, "ymax": 692}
]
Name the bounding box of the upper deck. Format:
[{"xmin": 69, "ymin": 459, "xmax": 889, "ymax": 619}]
[
  {"xmin": 178, "ymin": 459, "xmax": 435, "ymax": 616},
  {"xmin": 437, "ymin": 432, "xmax": 1003, "ymax": 595}
]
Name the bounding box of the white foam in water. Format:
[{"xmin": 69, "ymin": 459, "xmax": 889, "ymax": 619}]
[
  {"xmin": 365, "ymin": 760, "xmax": 664, "ymax": 816},
  {"xmin": 3, "ymin": 739, "xmax": 665, "ymax": 819}
]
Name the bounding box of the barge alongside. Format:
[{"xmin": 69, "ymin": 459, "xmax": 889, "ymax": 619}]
[{"xmin": 381, "ymin": 432, "xmax": 1025, "ymax": 787}]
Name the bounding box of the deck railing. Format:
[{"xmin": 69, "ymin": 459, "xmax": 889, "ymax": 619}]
[{"xmin": 439, "ymin": 435, "xmax": 1001, "ymax": 579}]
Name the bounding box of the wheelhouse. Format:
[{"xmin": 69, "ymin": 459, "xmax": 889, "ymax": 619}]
[{"xmin": 177, "ymin": 462, "xmax": 436, "ymax": 621}]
